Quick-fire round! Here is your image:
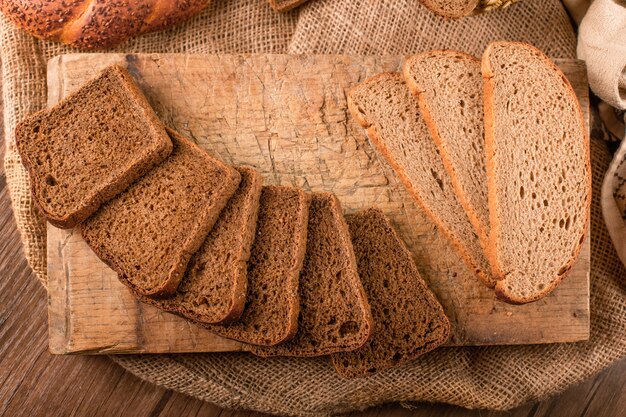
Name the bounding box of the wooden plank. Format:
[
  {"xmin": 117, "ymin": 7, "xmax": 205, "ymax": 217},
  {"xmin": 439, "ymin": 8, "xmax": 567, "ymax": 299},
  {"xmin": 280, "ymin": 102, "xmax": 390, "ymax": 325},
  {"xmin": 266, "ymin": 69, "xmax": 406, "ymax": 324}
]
[{"xmin": 46, "ymin": 53, "xmax": 590, "ymax": 354}]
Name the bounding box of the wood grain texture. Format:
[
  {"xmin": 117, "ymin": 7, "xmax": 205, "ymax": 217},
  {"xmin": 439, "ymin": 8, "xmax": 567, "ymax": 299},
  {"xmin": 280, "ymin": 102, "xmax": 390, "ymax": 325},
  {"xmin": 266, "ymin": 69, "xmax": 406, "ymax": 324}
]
[
  {"xmin": 46, "ymin": 54, "xmax": 590, "ymax": 354},
  {"xmin": 2, "ymin": 55, "xmax": 625, "ymax": 417}
]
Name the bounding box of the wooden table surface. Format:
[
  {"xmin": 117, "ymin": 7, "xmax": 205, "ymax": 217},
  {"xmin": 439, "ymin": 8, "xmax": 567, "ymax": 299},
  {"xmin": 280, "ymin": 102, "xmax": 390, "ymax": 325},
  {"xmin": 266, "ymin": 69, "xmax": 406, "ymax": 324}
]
[{"xmin": 1, "ymin": 72, "xmax": 625, "ymax": 417}]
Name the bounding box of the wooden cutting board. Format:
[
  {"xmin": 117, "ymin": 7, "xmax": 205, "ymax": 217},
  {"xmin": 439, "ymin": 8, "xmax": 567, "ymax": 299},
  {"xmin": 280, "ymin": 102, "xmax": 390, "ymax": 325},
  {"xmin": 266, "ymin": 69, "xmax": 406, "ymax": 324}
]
[{"xmin": 47, "ymin": 53, "xmax": 591, "ymax": 354}]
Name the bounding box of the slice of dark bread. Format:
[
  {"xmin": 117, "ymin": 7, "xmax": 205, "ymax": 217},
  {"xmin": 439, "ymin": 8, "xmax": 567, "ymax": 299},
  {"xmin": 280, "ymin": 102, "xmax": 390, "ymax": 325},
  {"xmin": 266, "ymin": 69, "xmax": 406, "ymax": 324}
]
[
  {"xmin": 81, "ymin": 128, "xmax": 241, "ymax": 298},
  {"xmin": 202, "ymin": 186, "xmax": 310, "ymax": 346},
  {"xmin": 482, "ymin": 41, "xmax": 591, "ymax": 304},
  {"xmin": 251, "ymin": 193, "xmax": 373, "ymax": 357},
  {"xmin": 403, "ymin": 51, "xmax": 489, "ymax": 250},
  {"xmin": 331, "ymin": 208, "xmax": 450, "ymax": 378},
  {"xmin": 136, "ymin": 166, "xmax": 263, "ymax": 324},
  {"xmin": 348, "ymin": 72, "xmax": 495, "ymax": 288},
  {"xmin": 15, "ymin": 65, "xmax": 172, "ymax": 229}
]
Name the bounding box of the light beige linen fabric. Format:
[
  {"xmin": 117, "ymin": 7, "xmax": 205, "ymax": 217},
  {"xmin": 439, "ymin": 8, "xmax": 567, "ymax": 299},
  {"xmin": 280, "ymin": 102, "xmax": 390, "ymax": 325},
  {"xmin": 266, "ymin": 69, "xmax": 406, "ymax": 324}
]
[{"xmin": 578, "ymin": 0, "xmax": 626, "ymax": 110}]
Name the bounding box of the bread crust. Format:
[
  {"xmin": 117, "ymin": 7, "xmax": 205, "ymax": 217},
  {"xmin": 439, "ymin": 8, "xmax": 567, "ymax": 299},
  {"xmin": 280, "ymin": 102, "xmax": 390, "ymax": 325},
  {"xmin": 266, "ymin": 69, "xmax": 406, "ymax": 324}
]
[
  {"xmin": 403, "ymin": 50, "xmax": 491, "ymax": 255},
  {"xmin": 82, "ymin": 127, "xmax": 241, "ymax": 299},
  {"xmin": 15, "ymin": 65, "xmax": 172, "ymax": 229},
  {"xmin": 0, "ymin": 0, "xmax": 210, "ymax": 49},
  {"xmin": 250, "ymin": 193, "xmax": 374, "ymax": 357},
  {"xmin": 347, "ymin": 73, "xmax": 495, "ymax": 288},
  {"xmin": 200, "ymin": 187, "xmax": 311, "ymax": 346},
  {"xmin": 482, "ymin": 41, "xmax": 591, "ymax": 304},
  {"xmin": 128, "ymin": 167, "xmax": 263, "ymax": 324},
  {"xmin": 419, "ymin": 0, "xmax": 479, "ymax": 19}
]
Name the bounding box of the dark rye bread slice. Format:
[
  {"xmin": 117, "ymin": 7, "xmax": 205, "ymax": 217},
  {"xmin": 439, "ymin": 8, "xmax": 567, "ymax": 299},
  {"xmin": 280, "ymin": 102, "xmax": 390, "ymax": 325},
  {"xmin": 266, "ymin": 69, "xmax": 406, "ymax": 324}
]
[
  {"xmin": 482, "ymin": 42, "xmax": 591, "ymax": 304},
  {"xmin": 81, "ymin": 128, "xmax": 240, "ymax": 298},
  {"xmin": 403, "ymin": 51, "xmax": 489, "ymax": 250},
  {"xmin": 135, "ymin": 166, "xmax": 263, "ymax": 324},
  {"xmin": 332, "ymin": 208, "xmax": 450, "ymax": 378},
  {"xmin": 15, "ymin": 65, "xmax": 172, "ymax": 229},
  {"xmin": 202, "ymin": 186, "xmax": 310, "ymax": 345},
  {"xmin": 347, "ymin": 73, "xmax": 495, "ymax": 288},
  {"xmin": 420, "ymin": 0, "xmax": 478, "ymax": 18},
  {"xmin": 251, "ymin": 193, "xmax": 373, "ymax": 357}
]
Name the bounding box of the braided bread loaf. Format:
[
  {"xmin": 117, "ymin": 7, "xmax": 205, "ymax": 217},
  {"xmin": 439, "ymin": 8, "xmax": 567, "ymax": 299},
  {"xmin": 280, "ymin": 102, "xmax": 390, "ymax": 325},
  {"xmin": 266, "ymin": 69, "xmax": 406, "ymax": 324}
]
[{"xmin": 0, "ymin": 0, "xmax": 211, "ymax": 49}]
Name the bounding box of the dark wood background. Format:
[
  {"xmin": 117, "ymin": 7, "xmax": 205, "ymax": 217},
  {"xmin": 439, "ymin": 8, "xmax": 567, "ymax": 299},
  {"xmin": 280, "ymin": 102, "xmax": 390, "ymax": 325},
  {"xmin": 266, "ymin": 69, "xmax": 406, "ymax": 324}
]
[{"xmin": 1, "ymin": 70, "xmax": 625, "ymax": 417}]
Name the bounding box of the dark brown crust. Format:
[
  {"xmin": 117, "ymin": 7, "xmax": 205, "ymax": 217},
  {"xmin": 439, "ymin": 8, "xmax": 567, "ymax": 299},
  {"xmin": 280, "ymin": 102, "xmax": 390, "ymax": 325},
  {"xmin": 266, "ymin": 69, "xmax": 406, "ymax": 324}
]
[
  {"xmin": 419, "ymin": 0, "xmax": 479, "ymax": 19},
  {"xmin": 200, "ymin": 187, "xmax": 311, "ymax": 346},
  {"xmin": 15, "ymin": 65, "xmax": 172, "ymax": 229},
  {"xmin": 82, "ymin": 127, "xmax": 241, "ymax": 299},
  {"xmin": 347, "ymin": 73, "xmax": 494, "ymax": 288},
  {"xmin": 403, "ymin": 50, "xmax": 491, "ymax": 257},
  {"xmin": 482, "ymin": 41, "xmax": 592, "ymax": 304},
  {"xmin": 268, "ymin": 0, "xmax": 310, "ymax": 12},
  {"xmin": 0, "ymin": 0, "xmax": 210, "ymax": 49},
  {"xmin": 250, "ymin": 193, "xmax": 374, "ymax": 357},
  {"xmin": 128, "ymin": 167, "xmax": 263, "ymax": 324},
  {"xmin": 331, "ymin": 208, "xmax": 450, "ymax": 378}
]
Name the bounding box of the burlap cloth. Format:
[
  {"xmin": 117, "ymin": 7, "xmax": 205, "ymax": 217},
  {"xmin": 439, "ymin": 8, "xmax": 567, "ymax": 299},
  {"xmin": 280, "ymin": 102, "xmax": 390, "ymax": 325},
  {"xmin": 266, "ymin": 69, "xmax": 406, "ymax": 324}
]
[{"xmin": 2, "ymin": 0, "xmax": 625, "ymax": 415}]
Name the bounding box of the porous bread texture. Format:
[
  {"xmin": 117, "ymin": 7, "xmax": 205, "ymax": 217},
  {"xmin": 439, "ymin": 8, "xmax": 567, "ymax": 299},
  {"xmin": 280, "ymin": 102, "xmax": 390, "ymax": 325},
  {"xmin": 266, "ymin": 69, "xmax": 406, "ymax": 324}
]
[
  {"xmin": 137, "ymin": 166, "xmax": 263, "ymax": 324},
  {"xmin": 15, "ymin": 65, "xmax": 172, "ymax": 229},
  {"xmin": 420, "ymin": 0, "xmax": 479, "ymax": 18},
  {"xmin": 347, "ymin": 72, "xmax": 495, "ymax": 288},
  {"xmin": 251, "ymin": 193, "xmax": 373, "ymax": 357},
  {"xmin": 482, "ymin": 41, "xmax": 591, "ymax": 304},
  {"xmin": 81, "ymin": 128, "xmax": 240, "ymax": 298},
  {"xmin": 332, "ymin": 208, "xmax": 450, "ymax": 378},
  {"xmin": 202, "ymin": 186, "xmax": 310, "ymax": 346},
  {"xmin": 403, "ymin": 50, "xmax": 489, "ymax": 250}
]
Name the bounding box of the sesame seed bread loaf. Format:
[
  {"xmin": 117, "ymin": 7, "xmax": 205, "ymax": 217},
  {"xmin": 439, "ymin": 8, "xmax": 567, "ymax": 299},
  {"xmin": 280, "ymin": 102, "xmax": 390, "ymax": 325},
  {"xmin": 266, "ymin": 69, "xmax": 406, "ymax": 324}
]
[
  {"xmin": 332, "ymin": 208, "xmax": 450, "ymax": 378},
  {"xmin": 202, "ymin": 186, "xmax": 310, "ymax": 346},
  {"xmin": 251, "ymin": 193, "xmax": 373, "ymax": 357},
  {"xmin": 403, "ymin": 51, "xmax": 489, "ymax": 249},
  {"xmin": 482, "ymin": 41, "xmax": 591, "ymax": 303},
  {"xmin": 15, "ymin": 65, "xmax": 172, "ymax": 229},
  {"xmin": 347, "ymin": 73, "xmax": 495, "ymax": 288},
  {"xmin": 81, "ymin": 128, "xmax": 241, "ymax": 298},
  {"xmin": 135, "ymin": 166, "xmax": 263, "ymax": 324}
]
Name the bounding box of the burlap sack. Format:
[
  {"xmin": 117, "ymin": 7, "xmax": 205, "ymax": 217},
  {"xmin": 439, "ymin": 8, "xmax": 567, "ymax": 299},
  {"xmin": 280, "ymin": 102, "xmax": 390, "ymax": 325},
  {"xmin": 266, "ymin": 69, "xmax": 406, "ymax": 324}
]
[{"xmin": 2, "ymin": 0, "xmax": 624, "ymax": 415}]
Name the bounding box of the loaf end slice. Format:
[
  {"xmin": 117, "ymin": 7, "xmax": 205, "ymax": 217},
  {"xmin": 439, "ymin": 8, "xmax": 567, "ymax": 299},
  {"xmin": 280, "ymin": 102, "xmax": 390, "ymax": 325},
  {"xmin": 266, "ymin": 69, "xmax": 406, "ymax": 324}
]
[
  {"xmin": 136, "ymin": 166, "xmax": 263, "ymax": 324},
  {"xmin": 420, "ymin": 0, "xmax": 478, "ymax": 18},
  {"xmin": 251, "ymin": 193, "xmax": 373, "ymax": 357},
  {"xmin": 82, "ymin": 128, "xmax": 241, "ymax": 298},
  {"xmin": 482, "ymin": 41, "xmax": 591, "ymax": 304},
  {"xmin": 348, "ymin": 72, "xmax": 495, "ymax": 288},
  {"xmin": 403, "ymin": 50, "xmax": 489, "ymax": 249},
  {"xmin": 15, "ymin": 65, "xmax": 172, "ymax": 228},
  {"xmin": 202, "ymin": 186, "xmax": 310, "ymax": 346},
  {"xmin": 332, "ymin": 208, "xmax": 450, "ymax": 378},
  {"xmin": 269, "ymin": 0, "xmax": 309, "ymax": 12}
]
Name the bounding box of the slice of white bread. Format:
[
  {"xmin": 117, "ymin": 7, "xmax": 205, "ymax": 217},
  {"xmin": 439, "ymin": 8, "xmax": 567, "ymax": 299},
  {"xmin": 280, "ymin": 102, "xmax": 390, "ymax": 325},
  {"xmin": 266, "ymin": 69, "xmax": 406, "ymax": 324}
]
[
  {"xmin": 420, "ymin": 0, "xmax": 478, "ymax": 18},
  {"xmin": 348, "ymin": 73, "xmax": 495, "ymax": 288},
  {"xmin": 403, "ymin": 51, "xmax": 489, "ymax": 249},
  {"xmin": 482, "ymin": 41, "xmax": 591, "ymax": 303}
]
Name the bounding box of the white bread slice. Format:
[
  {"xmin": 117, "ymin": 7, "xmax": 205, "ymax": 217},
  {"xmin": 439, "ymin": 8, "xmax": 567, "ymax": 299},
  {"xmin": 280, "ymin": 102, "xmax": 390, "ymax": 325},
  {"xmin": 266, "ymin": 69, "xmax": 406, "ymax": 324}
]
[
  {"xmin": 482, "ymin": 41, "xmax": 591, "ymax": 304},
  {"xmin": 348, "ymin": 73, "xmax": 495, "ymax": 288},
  {"xmin": 403, "ymin": 51, "xmax": 489, "ymax": 250},
  {"xmin": 420, "ymin": 0, "xmax": 478, "ymax": 18}
]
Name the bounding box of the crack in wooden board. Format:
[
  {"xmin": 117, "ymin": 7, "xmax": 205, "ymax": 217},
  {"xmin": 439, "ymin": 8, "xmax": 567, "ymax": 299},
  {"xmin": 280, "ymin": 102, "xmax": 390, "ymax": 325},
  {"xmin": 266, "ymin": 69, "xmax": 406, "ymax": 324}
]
[{"xmin": 46, "ymin": 53, "xmax": 590, "ymax": 354}]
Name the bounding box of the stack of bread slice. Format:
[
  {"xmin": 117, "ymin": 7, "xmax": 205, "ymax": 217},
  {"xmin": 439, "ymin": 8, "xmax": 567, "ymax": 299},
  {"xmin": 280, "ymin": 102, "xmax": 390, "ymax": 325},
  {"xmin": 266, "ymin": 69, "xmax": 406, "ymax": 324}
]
[
  {"xmin": 349, "ymin": 41, "xmax": 591, "ymax": 304},
  {"xmin": 17, "ymin": 64, "xmax": 452, "ymax": 378}
]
